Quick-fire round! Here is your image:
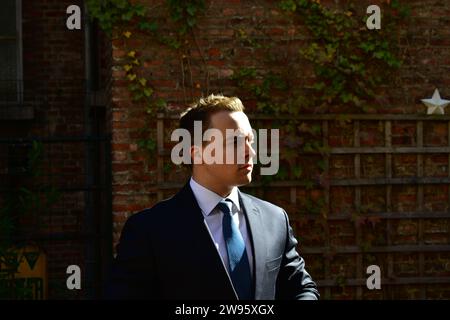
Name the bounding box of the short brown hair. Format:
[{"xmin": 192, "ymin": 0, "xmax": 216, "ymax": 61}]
[
  {"xmin": 178, "ymin": 94, "xmax": 245, "ymax": 168},
  {"xmin": 179, "ymin": 93, "xmax": 245, "ymax": 145}
]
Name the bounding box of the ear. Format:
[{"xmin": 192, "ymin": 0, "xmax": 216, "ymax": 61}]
[{"xmin": 190, "ymin": 144, "xmax": 202, "ymax": 164}]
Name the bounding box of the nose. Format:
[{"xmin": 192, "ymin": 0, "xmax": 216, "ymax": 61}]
[{"xmin": 245, "ymin": 139, "xmax": 256, "ymax": 160}]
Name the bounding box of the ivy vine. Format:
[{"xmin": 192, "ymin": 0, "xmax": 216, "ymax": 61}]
[
  {"xmin": 86, "ymin": 0, "xmax": 206, "ymax": 155},
  {"xmin": 229, "ymin": 0, "xmax": 410, "ymax": 286},
  {"xmin": 87, "ymin": 0, "xmax": 411, "ymax": 293},
  {"xmin": 279, "ymin": 0, "xmax": 410, "ymax": 112}
]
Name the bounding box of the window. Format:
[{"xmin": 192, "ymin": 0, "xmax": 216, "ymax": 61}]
[{"xmin": 0, "ymin": 0, "xmax": 22, "ymax": 104}]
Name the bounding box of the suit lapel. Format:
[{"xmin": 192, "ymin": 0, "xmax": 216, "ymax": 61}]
[
  {"xmin": 238, "ymin": 190, "xmax": 267, "ymax": 300},
  {"xmin": 174, "ymin": 183, "xmax": 238, "ymax": 299}
]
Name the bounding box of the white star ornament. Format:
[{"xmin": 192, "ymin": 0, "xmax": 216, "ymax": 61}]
[{"xmin": 421, "ymin": 89, "xmax": 450, "ymax": 115}]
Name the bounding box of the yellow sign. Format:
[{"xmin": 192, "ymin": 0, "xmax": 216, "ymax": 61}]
[{"xmin": 0, "ymin": 245, "xmax": 47, "ymax": 299}]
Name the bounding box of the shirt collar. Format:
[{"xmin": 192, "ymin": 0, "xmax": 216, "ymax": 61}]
[{"xmin": 189, "ymin": 177, "xmax": 240, "ymax": 216}]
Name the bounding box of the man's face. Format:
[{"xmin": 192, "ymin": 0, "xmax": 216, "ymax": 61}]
[{"xmin": 193, "ymin": 111, "xmax": 256, "ymax": 190}]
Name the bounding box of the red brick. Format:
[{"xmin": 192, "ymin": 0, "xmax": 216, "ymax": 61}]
[
  {"xmin": 223, "ymin": 8, "xmax": 236, "ymax": 16},
  {"xmin": 208, "ymin": 48, "xmax": 222, "ymax": 57}
]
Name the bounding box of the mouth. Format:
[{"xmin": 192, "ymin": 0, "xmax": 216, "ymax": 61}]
[{"xmin": 239, "ymin": 164, "xmax": 253, "ymax": 171}]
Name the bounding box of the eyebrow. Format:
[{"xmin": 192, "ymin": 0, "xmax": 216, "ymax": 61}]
[{"xmin": 226, "ymin": 131, "xmax": 254, "ymax": 139}]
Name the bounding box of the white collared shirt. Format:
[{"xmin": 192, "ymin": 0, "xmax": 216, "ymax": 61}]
[{"xmin": 189, "ymin": 177, "xmax": 254, "ymax": 277}]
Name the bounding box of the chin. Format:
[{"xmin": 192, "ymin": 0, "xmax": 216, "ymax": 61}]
[{"xmin": 236, "ymin": 173, "xmax": 252, "ymax": 186}]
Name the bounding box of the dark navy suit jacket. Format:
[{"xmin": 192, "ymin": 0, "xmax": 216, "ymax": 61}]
[{"xmin": 105, "ymin": 182, "xmax": 319, "ymax": 300}]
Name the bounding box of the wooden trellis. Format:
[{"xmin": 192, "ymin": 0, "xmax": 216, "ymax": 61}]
[{"xmin": 156, "ymin": 113, "xmax": 450, "ymax": 299}]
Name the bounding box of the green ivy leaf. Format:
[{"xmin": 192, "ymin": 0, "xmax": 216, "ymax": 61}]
[
  {"xmin": 134, "ymin": 4, "xmax": 147, "ymax": 17},
  {"xmin": 186, "ymin": 4, "xmax": 197, "ymax": 16},
  {"xmin": 155, "ymin": 98, "xmax": 167, "ymax": 109},
  {"xmin": 293, "ymin": 166, "xmax": 302, "ymax": 178},
  {"xmin": 279, "ymin": 0, "xmax": 297, "ymax": 12},
  {"xmin": 186, "ymin": 16, "xmax": 196, "ymax": 27},
  {"xmin": 139, "ymin": 21, "xmax": 158, "ymax": 32},
  {"xmin": 133, "ymin": 92, "xmax": 144, "ymax": 101},
  {"xmin": 121, "ymin": 11, "xmax": 134, "ymax": 21},
  {"xmin": 143, "ymin": 88, "xmax": 153, "ymax": 97},
  {"xmin": 317, "ymin": 160, "xmax": 326, "ymax": 171}
]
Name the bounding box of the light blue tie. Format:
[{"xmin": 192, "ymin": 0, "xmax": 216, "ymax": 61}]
[{"xmin": 217, "ymin": 199, "xmax": 253, "ymax": 300}]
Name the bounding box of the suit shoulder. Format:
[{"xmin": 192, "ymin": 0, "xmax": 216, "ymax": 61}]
[
  {"xmin": 125, "ymin": 196, "xmax": 176, "ymax": 225},
  {"xmin": 240, "ymin": 192, "xmax": 286, "ymax": 217}
]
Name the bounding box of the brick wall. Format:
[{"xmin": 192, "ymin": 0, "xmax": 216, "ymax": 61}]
[
  {"xmin": 22, "ymin": 0, "xmax": 85, "ymax": 136},
  {"xmin": 1, "ymin": 0, "xmax": 111, "ymax": 299},
  {"xmin": 109, "ymin": 0, "xmax": 450, "ymax": 299}
]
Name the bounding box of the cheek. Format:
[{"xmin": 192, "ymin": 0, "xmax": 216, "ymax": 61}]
[{"xmin": 220, "ymin": 164, "xmax": 239, "ymax": 177}]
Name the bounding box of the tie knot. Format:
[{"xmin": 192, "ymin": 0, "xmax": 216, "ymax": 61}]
[{"xmin": 217, "ymin": 199, "xmax": 233, "ymax": 215}]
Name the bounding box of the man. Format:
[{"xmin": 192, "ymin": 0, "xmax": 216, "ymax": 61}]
[{"xmin": 106, "ymin": 94, "xmax": 319, "ymax": 300}]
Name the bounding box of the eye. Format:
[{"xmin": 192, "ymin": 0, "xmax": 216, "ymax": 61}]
[{"xmin": 231, "ymin": 135, "xmax": 250, "ymax": 146}]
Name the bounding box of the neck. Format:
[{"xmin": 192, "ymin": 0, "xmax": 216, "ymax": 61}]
[{"xmin": 191, "ymin": 173, "xmax": 233, "ymax": 198}]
